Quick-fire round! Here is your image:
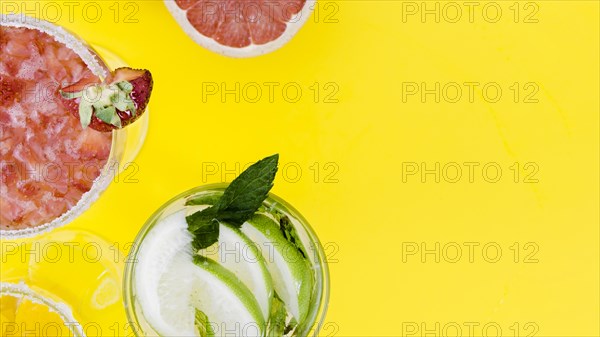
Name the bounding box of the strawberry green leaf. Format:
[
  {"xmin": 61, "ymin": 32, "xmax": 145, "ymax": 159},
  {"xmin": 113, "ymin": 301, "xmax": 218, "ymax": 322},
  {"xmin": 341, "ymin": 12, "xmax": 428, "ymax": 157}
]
[
  {"xmin": 112, "ymin": 91, "xmax": 130, "ymax": 111},
  {"xmin": 95, "ymin": 106, "xmax": 117, "ymax": 125},
  {"xmin": 78, "ymin": 100, "xmax": 93, "ymax": 128},
  {"xmin": 92, "ymin": 100, "xmax": 107, "ymax": 111},
  {"xmin": 110, "ymin": 113, "xmax": 122, "ymax": 128},
  {"xmin": 116, "ymin": 81, "xmax": 133, "ymax": 93}
]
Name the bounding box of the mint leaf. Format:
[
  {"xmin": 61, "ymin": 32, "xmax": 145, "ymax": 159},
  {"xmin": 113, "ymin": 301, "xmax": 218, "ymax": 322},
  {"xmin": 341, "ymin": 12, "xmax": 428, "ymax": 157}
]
[
  {"xmin": 186, "ymin": 154, "xmax": 279, "ymax": 251},
  {"xmin": 214, "ymin": 154, "xmax": 279, "ymax": 226},
  {"xmin": 278, "ymin": 213, "xmax": 307, "ymax": 259},
  {"xmin": 267, "ymin": 296, "xmax": 288, "ymax": 337},
  {"xmin": 187, "ymin": 207, "xmax": 220, "ymax": 250},
  {"xmin": 194, "ymin": 308, "xmax": 215, "ymax": 337}
]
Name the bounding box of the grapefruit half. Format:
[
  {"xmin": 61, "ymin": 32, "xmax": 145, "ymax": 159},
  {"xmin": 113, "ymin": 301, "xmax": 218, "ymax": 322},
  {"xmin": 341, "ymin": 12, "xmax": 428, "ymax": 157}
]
[{"xmin": 164, "ymin": 0, "xmax": 315, "ymax": 57}]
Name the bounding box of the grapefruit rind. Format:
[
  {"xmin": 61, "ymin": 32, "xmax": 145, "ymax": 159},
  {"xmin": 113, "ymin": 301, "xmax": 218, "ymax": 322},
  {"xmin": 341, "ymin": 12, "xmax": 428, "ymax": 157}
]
[{"xmin": 164, "ymin": 0, "xmax": 316, "ymax": 57}]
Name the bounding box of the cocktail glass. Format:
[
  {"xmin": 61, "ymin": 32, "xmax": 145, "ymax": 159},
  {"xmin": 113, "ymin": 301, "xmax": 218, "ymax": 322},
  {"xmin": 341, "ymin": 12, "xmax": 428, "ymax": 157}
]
[
  {"xmin": 0, "ymin": 14, "xmax": 148, "ymax": 239},
  {"xmin": 0, "ymin": 227, "xmax": 127, "ymax": 336},
  {"xmin": 123, "ymin": 184, "xmax": 330, "ymax": 337},
  {"xmin": 0, "ymin": 282, "xmax": 85, "ymax": 337}
]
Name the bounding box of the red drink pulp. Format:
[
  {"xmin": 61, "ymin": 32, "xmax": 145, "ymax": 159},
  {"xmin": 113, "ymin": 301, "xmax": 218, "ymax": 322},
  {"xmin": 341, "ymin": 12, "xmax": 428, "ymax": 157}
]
[{"xmin": 0, "ymin": 26, "xmax": 112, "ymax": 230}]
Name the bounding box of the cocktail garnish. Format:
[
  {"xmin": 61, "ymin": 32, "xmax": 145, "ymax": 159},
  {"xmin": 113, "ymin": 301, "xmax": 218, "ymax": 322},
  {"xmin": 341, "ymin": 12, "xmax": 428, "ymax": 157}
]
[
  {"xmin": 186, "ymin": 154, "xmax": 279, "ymax": 250},
  {"xmin": 60, "ymin": 67, "xmax": 153, "ymax": 132}
]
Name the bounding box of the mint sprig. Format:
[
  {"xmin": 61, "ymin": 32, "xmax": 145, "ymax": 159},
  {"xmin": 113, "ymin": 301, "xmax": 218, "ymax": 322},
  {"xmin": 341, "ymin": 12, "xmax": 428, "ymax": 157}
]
[{"xmin": 186, "ymin": 154, "xmax": 279, "ymax": 250}]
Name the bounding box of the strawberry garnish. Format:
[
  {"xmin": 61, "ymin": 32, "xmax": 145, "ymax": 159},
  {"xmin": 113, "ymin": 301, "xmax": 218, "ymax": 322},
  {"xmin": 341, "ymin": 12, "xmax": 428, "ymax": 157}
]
[{"xmin": 59, "ymin": 67, "xmax": 153, "ymax": 132}]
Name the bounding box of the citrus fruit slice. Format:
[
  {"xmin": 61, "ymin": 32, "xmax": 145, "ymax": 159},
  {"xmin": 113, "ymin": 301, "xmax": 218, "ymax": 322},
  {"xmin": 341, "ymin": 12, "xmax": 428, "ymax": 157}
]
[
  {"xmin": 0, "ymin": 283, "xmax": 84, "ymax": 337},
  {"xmin": 164, "ymin": 0, "xmax": 315, "ymax": 57},
  {"xmin": 134, "ymin": 210, "xmax": 197, "ymax": 336},
  {"xmin": 191, "ymin": 256, "xmax": 265, "ymax": 337},
  {"xmin": 202, "ymin": 223, "xmax": 273, "ymax": 321},
  {"xmin": 241, "ymin": 214, "xmax": 313, "ymax": 322},
  {"xmin": 1, "ymin": 295, "xmax": 18, "ymax": 335},
  {"xmin": 90, "ymin": 276, "xmax": 120, "ymax": 310},
  {"xmin": 1, "ymin": 312, "xmax": 13, "ymax": 336},
  {"xmin": 0, "ymin": 294, "xmax": 18, "ymax": 321},
  {"xmin": 14, "ymin": 298, "xmax": 69, "ymax": 336}
]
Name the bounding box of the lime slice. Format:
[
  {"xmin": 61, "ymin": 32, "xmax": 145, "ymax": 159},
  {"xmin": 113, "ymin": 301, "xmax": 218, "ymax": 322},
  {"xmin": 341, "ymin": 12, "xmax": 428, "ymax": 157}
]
[
  {"xmin": 191, "ymin": 256, "xmax": 265, "ymax": 337},
  {"xmin": 186, "ymin": 203, "xmax": 273, "ymax": 321},
  {"xmin": 241, "ymin": 214, "xmax": 313, "ymax": 322},
  {"xmin": 135, "ymin": 210, "xmax": 196, "ymax": 336},
  {"xmin": 203, "ymin": 223, "xmax": 273, "ymax": 321}
]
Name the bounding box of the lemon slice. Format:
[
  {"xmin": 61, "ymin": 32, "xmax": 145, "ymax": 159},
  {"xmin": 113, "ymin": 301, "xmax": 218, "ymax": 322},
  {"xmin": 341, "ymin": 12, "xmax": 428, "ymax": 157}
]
[
  {"xmin": 134, "ymin": 210, "xmax": 196, "ymax": 336},
  {"xmin": 0, "ymin": 282, "xmax": 84, "ymax": 337},
  {"xmin": 15, "ymin": 298, "xmax": 68, "ymax": 336},
  {"xmin": 90, "ymin": 276, "xmax": 120, "ymax": 310},
  {"xmin": 1, "ymin": 295, "xmax": 18, "ymax": 336},
  {"xmin": 0, "ymin": 294, "xmax": 18, "ymax": 321}
]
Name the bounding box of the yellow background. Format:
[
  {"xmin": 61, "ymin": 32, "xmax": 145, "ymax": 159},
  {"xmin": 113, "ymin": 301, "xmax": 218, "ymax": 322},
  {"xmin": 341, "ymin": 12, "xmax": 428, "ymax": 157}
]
[{"xmin": 1, "ymin": 0, "xmax": 599, "ymax": 336}]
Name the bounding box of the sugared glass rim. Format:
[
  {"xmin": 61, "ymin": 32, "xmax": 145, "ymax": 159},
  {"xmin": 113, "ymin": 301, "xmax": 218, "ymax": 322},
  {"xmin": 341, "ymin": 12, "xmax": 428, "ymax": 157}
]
[
  {"xmin": 0, "ymin": 281, "xmax": 86, "ymax": 337},
  {"xmin": 0, "ymin": 14, "xmax": 124, "ymax": 239},
  {"xmin": 123, "ymin": 183, "xmax": 331, "ymax": 337}
]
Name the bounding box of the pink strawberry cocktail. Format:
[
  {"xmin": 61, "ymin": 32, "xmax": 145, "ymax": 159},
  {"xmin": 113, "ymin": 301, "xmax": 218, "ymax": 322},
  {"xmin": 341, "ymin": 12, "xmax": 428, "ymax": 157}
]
[{"xmin": 0, "ymin": 23, "xmax": 112, "ymax": 231}]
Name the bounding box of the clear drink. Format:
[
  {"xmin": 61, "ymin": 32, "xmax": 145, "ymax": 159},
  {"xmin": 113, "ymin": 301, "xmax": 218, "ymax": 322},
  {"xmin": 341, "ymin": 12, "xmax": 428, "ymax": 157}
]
[{"xmin": 124, "ymin": 184, "xmax": 330, "ymax": 337}]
